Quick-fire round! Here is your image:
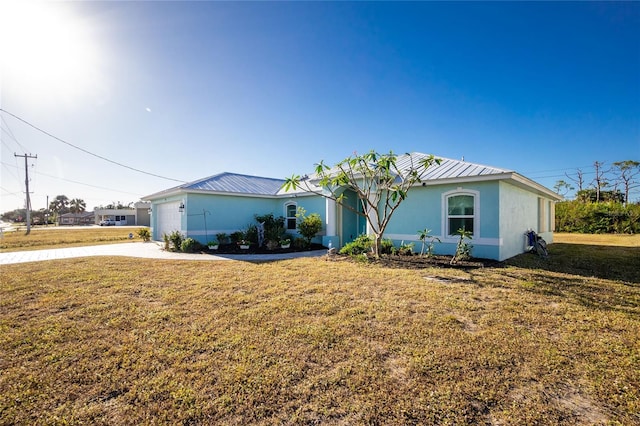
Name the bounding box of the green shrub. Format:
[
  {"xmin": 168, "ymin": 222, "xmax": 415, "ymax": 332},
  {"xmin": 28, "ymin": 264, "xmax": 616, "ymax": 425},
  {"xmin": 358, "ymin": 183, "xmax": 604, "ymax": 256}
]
[
  {"xmin": 245, "ymin": 224, "xmax": 258, "ymax": 244},
  {"xmin": 292, "ymin": 237, "xmax": 307, "ymax": 249},
  {"xmin": 255, "ymin": 213, "xmax": 286, "ymax": 242},
  {"xmin": 166, "ymin": 231, "xmax": 183, "ymax": 252},
  {"xmin": 353, "ymin": 253, "xmax": 369, "ymax": 264},
  {"xmin": 137, "ymin": 227, "xmax": 151, "ymax": 242},
  {"xmin": 556, "ymin": 200, "xmax": 640, "ymax": 234},
  {"xmin": 230, "ymin": 231, "xmax": 244, "ymax": 243},
  {"xmin": 339, "ymin": 234, "xmax": 373, "ymax": 255},
  {"xmin": 296, "ymin": 207, "xmax": 323, "ymax": 247},
  {"xmin": 180, "ymin": 238, "xmax": 199, "ymax": 253},
  {"xmin": 451, "ymin": 228, "xmax": 473, "ymax": 264},
  {"xmin": 380, "ymin": 238, "xmax": 394, "ymax": 255},
  {"xmin": 417, "ymin": 228, "xmax": 440, "ymax": 256},
  {"xmin": 396, "ymin": 241, "xmax": 415, "ymax": 256}
]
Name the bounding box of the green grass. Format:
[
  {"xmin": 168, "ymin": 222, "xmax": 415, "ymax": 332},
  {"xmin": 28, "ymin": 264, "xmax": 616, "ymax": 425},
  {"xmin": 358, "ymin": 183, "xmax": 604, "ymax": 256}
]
[{"xmin": 2, "ymin": 235, "xmax": 640, "ymax": 425}]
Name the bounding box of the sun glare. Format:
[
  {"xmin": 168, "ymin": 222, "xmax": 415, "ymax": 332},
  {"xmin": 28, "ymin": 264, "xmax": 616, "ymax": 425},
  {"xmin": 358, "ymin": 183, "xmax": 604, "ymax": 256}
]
[{"xmin": 0, "ymin": 1, "xmax": 106, "ymax": 104}]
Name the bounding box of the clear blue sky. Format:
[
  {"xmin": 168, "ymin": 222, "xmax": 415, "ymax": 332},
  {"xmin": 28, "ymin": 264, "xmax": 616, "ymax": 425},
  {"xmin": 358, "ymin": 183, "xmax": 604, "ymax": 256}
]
[{"xmin": 1, "ymin": 1, "xmax": 639, "ymax": 212}]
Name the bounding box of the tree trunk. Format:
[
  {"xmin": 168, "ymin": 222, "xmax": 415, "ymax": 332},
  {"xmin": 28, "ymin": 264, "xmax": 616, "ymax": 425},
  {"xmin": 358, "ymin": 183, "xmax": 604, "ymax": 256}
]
[{"xmin": 373, "ymin": 233, "xmax": 383, "ymax": 258}]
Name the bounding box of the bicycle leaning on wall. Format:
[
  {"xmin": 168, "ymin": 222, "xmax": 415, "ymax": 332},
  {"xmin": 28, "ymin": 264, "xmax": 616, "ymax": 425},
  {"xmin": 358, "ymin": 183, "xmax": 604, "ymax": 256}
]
[{"xmin": 525, "ymin": 229, "xmax": 548, "ymax": 257}]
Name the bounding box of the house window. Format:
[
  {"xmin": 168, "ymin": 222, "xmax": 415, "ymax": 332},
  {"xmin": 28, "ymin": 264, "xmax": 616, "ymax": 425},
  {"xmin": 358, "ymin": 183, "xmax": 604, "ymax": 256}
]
[
  {"xmin": 285, "ymin": 203, "xmax": 297, "ymax": 230},
  {"xmin": 447, "ymin": 194, "xmax": 475, "ymax": 236}
]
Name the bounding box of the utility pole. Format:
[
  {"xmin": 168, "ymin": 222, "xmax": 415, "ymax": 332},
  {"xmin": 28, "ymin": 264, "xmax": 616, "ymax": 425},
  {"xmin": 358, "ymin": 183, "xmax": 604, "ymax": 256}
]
[{"xmin": 14, "ymin": 153, "xmax": 37, "ymax": 235}]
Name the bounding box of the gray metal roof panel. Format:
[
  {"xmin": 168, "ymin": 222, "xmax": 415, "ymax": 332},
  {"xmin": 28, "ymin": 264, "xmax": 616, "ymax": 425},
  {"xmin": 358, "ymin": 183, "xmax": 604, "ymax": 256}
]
[
  {"xmin": 396, "ymin": 153, "xmax": 511, "ymax": 180},
  {"xmin": 185, "ymin": 172, "xmax": 285, "ymax": 195},
  {"xmin": 144, "ymin": 153, "xmax": 519, "ymax": 201}
]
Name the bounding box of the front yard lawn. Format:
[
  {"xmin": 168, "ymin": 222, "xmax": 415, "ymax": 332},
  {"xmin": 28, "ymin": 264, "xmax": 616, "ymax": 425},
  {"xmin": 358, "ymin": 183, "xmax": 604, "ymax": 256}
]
[{"xmin": 1, "ymin": 238, "xmax": 639, "ymax": 424}]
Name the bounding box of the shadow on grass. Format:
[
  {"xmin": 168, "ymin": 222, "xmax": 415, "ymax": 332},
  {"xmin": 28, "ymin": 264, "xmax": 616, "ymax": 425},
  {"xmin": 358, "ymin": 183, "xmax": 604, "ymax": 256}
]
[
  {"xmin": 503, "ymin": 243, "xmax": 640, "ymax": 316},
  {"xmin": 510, "ymin": 268, "xmax": 640, "ymax": 316},
  {"xmin": 507, "ymin": 243, "xmax": 640, "ymax": 283}
]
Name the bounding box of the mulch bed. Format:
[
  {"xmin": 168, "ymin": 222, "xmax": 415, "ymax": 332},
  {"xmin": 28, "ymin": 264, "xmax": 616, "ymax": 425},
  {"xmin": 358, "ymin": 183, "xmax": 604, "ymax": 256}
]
[
  {"xmin": 206, "ymin": 243, "xmax": 503, "ymax": 270},
  {"xmin": 363, "ymin": 254, "xmax": 504, "ymax": 270}
]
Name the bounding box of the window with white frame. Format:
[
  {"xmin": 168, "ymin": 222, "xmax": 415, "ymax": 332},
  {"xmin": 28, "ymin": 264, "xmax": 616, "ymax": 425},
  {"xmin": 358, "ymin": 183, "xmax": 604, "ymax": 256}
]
[
  {"xmin": 446, "ymin": 192, "xmax": 476, "ymax": 236},
  {"xmin": 285, "ymin": 203, "xmax": 297, "ymax": 230}
]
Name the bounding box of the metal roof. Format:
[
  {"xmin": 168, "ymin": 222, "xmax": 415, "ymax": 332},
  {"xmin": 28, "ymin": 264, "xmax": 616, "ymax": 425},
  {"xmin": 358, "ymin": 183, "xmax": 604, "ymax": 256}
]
[
  {"xmin": 143, "ymin": 153, "xmax": 559, "ymax": 200},
  {"xmin": 395, "ymin": 153, "xmax": 512, "ymax": 181},
  {"xmin": 183, "ymin": 172, "xmax": 285, "ymax": 195}
]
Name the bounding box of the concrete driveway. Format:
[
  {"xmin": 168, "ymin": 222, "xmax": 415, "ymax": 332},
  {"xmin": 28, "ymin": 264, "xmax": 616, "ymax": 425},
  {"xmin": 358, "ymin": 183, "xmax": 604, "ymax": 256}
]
[{"xmin": 0, "ymin": 242, "xmax": 327, "ymax": 265}]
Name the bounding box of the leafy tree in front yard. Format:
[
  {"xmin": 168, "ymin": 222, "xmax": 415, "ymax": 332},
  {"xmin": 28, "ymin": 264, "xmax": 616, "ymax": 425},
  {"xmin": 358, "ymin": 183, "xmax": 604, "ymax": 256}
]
[
  {"xmin": 296, "ymin": 207, "xmax": 322, "ymax": 247},
  {"xmin": 283, "ymin": 150, "xmax": 441, "ymax": 257}
]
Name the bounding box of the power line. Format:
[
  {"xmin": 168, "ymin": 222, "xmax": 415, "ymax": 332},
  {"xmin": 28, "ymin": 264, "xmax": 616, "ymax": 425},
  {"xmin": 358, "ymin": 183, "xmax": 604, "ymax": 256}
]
[
  {"xmin": 0, "ymin": 157, "xmax": 22, "ymax": 184},
  {"xmin": 1, "ymin": 116, "xmax": 29, "ymax": 153},
  {"xmin": 34, "ymin": 170, "xmax": 144, "ymax": 197},
  {"xmin": 520, "ymin": 165, "xmax": 594, "ymax": 175},
  {"xmin": 1, "ymin": 186, "xmax": 21, "ymax": 196},
  {"xmin": 0, "ymin": 108, "xmax": 186, "ymax": 183},
  {"xmin": 0, "ymin": 160, "xmax": 143, "ymax": 197}
]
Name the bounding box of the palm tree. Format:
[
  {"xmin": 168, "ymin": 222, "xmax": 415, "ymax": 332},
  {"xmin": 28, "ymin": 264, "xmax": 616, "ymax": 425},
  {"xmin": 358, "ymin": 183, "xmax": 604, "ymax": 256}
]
[
  {"xmin": 49, "ymin": 195, "xmax": 69, "ymax": 213},
  {"xmin": 49, "ymin": 195, "xmax": 69, "ymax": 224},
  {"xmin": 70, "ymin": 198, "xmax": 86, "ymax": 213}
]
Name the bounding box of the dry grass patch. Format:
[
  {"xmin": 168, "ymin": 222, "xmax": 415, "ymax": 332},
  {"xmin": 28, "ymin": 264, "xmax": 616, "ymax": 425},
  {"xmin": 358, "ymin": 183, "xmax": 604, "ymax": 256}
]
[
  {"xmin": 0, "ymin": 227, "xmax": 143, "ymax": 252},
  {"xmin": 554, "ymin": 232, "xmax": 640, "ymax": 247},
  {"xmin": 2, "ymin": 252, "xmax": 639, "ymax": 424}
]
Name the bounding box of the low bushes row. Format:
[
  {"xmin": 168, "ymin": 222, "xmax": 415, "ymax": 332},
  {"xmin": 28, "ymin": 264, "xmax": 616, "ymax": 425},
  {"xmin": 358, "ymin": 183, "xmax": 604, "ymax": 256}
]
[{"xmin": 556, "ymin": 201, "xmax": 640, "ymax": 233}]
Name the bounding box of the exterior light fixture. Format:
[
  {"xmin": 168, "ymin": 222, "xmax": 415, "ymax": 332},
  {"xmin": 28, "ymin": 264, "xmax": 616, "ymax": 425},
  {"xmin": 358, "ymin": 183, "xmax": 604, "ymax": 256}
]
[
  {"xmin": 148, "ymin": 207, "xmax": 152, "ymax": 214},
  {"xmin": 178, "ymin": 202, "xmax": 185, "ymax": 213}
]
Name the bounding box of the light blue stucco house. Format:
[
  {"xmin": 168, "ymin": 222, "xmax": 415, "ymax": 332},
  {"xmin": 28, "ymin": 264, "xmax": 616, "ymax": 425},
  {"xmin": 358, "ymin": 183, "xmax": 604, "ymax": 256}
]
[{"xmin": 142, "ymin": 153, "xmax": 561, "ymax": 261}]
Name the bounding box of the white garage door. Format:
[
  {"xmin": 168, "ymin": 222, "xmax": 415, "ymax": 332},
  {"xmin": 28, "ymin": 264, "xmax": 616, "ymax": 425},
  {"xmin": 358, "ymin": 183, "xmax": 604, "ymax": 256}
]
[{"xmin": 156, "ymin": 202, "xmax": 182, "ymax": 240}]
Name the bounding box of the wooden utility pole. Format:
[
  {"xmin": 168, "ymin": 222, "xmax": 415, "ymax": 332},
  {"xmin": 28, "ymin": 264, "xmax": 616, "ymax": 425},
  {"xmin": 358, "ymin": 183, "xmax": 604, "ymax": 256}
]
[{"xmin": 14, "ymin": 153, "xmax": 37, "ymax": 235}]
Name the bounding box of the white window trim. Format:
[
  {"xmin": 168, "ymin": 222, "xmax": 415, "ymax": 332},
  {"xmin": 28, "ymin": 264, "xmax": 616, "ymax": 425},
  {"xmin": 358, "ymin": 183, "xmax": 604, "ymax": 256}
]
[
  {"xmin": 441, "ymin": 188, "xmax": 480, "ymax": 242},
  {"xmin": 284, "ymin": 201, "xmax": 298, "ymax": 231}
]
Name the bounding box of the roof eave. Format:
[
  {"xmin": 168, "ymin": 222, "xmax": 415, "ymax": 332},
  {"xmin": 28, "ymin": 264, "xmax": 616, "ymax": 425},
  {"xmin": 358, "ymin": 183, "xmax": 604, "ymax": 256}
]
[
  {"xmin": 143, "ymin": 187, "xmax": 320, "ymax": 200},
  {"xmin": 416, "ymin": 172, "xmax": 514, "ymax": 187},
  {"xmin": 141, "ymin": 188, "xmax": 186, "ymax": 201},
  {"xmin": 509, "ymin": 173, "xmax": 564, "ymax": 201},
  {"xmin": 415, "ymin": 172, "xmax": 563, "ymax": 201}
]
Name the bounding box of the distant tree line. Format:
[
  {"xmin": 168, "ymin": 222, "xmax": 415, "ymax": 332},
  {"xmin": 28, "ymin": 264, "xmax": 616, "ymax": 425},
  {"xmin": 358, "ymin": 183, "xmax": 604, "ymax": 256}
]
[
  {"xmin": 2, "ymin": 195, "xmax": 137, "ymax": 225},
  {"xmin": 554, "ymin": 160, "xmax": 639, "ymax": 204},
  {"xmin": 554, "ymin": 160, "xmax": 639, "ymax": 233}
]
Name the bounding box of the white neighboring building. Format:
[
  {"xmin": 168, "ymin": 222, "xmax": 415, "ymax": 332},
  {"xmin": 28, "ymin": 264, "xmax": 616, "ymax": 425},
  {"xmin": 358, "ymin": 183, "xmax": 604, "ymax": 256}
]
[{"xmin": 94, "ymin": 202, "xmax": 151, "ymax": 226}]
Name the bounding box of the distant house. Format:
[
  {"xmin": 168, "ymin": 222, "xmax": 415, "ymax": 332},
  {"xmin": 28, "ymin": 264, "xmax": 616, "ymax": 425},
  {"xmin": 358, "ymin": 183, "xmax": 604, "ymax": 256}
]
[
  {"xmin": 94, "ymin": 202, "xmax": 151, "ymax": 226},
  {"xmin": 142, "ymin": 153, "xmax": 561, "ymax": 261},
  {"xmin": 59, "ymin": 211, "xmax": 95, "ymax": 226}
]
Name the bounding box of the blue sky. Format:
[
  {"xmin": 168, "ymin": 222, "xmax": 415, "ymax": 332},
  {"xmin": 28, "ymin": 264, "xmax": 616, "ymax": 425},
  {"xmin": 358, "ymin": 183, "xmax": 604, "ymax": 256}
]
[{"xmin": 1, "ymin": 1, "xmax": 639, "ymax": 212}]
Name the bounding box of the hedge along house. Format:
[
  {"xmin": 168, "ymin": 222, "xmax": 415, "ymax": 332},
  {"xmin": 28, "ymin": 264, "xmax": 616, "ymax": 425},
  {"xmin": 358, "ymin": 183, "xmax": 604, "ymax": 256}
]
[{"xmin": 142, "ymin": 153, "xmax": 561, "ymax": 261}]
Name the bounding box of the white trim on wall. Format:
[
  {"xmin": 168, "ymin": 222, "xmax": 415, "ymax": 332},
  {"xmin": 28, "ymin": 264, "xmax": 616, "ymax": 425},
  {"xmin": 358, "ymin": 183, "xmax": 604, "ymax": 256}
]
[{"xmin": 385, "ymin": 233, "xmax": 502, "ymax": 246}]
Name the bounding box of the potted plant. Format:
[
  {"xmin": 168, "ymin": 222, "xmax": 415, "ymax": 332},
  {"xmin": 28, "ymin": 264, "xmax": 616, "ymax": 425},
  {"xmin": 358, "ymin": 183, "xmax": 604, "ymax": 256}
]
[
  {"xmin": 207, "ymin": 239, "xmax": 219, "ymax": 250},
  {"xmin": 238, "ymin": 239, "xmax": 251, "ymax": 250},
  {"xmin": 279, "ymin": 238, "xmax": 291, "ymax": 249}
]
